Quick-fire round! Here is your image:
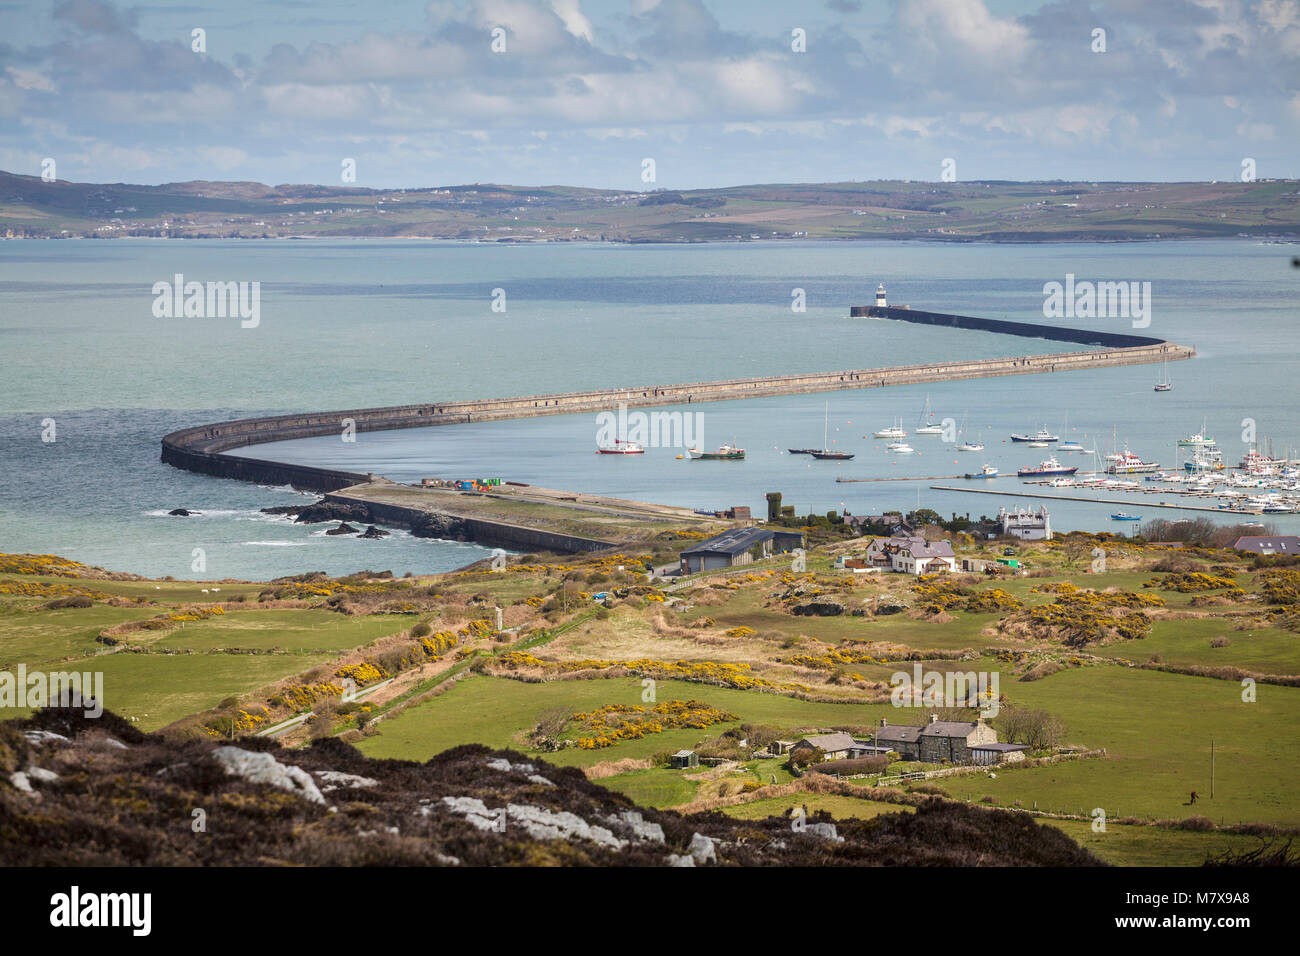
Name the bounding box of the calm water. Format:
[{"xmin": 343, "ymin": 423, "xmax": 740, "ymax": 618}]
[{"xmin": 2, "ymin": 238, "xmax": 1297, "ymax": 578}]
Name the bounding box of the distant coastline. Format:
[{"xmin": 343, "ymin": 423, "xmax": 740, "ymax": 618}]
[{"xmin": 4, "ymin": 170, "xmax": 1296, "ymax": 242}]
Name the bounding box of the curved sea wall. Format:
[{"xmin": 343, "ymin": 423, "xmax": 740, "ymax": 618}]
[
  {"xmin": 161, "ymin": 308, "xmax": 1194, "ymax": 498},
  {"xmin": 850, "ymin": 305, "xmax": 1166, "ymax": 348}
]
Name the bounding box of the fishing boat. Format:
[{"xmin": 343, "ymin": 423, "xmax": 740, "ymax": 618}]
[
  {"xmin": 872, "ymin": 418, "xmax": 907, "ymax": 440},
  {"xmin": 1177, "ymin": 420, "xmax": 1215, "ymax": 447},
  {"xmin": 914, "ymin": 395, "xmax": 945, "ymax": 435},
  {"xmin": 1011, "ymin": 425, "xmax": 1059, "ymax": 443},
  {"xmin": 1106, "ymin": 448, "xmax": 1161, "ymax": 475},
  {"xmin": 964, "ymin": 463, "xmax": 998, "ymax": 479},
  {"xmin": 1018, "ymin": 456, "xmax": 1078, "ymax": 477},
  {"xmin": 597, "ymin": 439, "xmax": 645, "ymax": 454},
  {"xmin": 1184, "ymin": 448, "xmax": 1224, "ymax": 472},
  {"xmin": 1110, "ymin": 512, "xmax": 1142, "ymax": 521},
  {"xmin": 688, "ymin": 443, "xmax": 745, "ymax": 460},
  {"xmin": 809, "ymin": 403, "xmax": 855, "ymax": 460}
]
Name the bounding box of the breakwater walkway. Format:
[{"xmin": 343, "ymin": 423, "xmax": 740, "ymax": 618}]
[{"xmin": 159, "ymin": 307, "xmax": 1194, "ymax": 551}]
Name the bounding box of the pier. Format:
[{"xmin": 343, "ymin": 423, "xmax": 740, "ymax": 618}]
[
  {"xmin": 159, "ymin": 307, "xmax": 1195, "ymax": 551},
  {"xmin": 929, "ymin": 484, "xmax": 1237, "ymax": 514}
]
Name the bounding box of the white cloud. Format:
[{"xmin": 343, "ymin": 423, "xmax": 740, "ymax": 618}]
[{"xmin": 5, "ymin": 67, "xmax": 57, "ymax": 93}]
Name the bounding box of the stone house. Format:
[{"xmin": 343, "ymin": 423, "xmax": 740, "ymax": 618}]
[{"xmin": 871, "ymin": 715, "xmax": 999, "ymax": 764}]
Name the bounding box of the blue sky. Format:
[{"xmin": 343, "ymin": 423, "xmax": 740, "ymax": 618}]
[{"xmin": 1, "ymin": 0, "xmax": 1296, "ymax": 188}]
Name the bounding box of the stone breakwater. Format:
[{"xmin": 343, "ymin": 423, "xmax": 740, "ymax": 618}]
[{"xmin": 158, "ymin": 308, "xmax": 1194, "ymax": 550}]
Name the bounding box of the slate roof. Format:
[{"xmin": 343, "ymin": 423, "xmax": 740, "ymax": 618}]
[
  {"xmin": 793, "ymin": 732, "xmax": 858, "ymax": 753},
  {"xmin": 1233, "ymin": 535, "xmax": 1300, "ymax": 554},
  {"xmin": 876, "ymin": 724, "xmax": 923, "ymax": 743},
  {"xmin": 872, "ymin": 535, "xmax": 955, "ymax": 559},
  {"xmin": 920, "ymin": 720, "xmax": 980, "ymax": 738},
  {"xmin": 680, "ymin": 527, "xmax": 774, "ymax": 557}
]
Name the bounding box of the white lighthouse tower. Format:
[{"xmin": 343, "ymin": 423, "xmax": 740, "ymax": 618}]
[{"xmin": 875, "ymin": 283, "xmax": 887, "ymax": 308}]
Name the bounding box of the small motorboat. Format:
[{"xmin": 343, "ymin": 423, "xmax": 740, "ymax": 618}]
[{"xmin": 1110, "ymin": 512, "xmax": 1142, "ymax": 521}]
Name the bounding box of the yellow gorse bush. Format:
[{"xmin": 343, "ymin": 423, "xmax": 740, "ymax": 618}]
[
  {"xmin": 571, "ymin": 699, "xmax": 736, "ymax": 749},
  {"xmin": 0, "ymin": 553, "xmax": 87, "ymax": 577}
]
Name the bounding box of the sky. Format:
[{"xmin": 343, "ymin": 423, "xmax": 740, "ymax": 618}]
[{"xmin": 0, "ymin": 0, "xmax": 1296, "ymax": 189}]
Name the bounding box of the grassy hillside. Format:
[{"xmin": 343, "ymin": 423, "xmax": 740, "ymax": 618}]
[
  {"xmin": 3, "ymin": 525, "xmax": 1298, "ymax": 866},
  {"xmin": 2, "ymin": 171, "xmax": 1297, "ymax": 241}
]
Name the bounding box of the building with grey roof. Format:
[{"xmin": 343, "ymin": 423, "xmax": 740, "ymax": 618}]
[
  {"xmin": 678, "ymin": 527, "xmax": 804, "ymax": 574},
  {"xmin": 1233, "ymin": 535, "xmax": 1300, "ymax": 555}
]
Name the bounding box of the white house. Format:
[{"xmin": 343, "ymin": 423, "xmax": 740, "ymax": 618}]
[
  {"xmin": 864, "ymin": 536, "xmax": 956, "ymax": 575},
  {"xmin": 998, "ymin": 505, "xmax": 1052, "ymax": 541}
]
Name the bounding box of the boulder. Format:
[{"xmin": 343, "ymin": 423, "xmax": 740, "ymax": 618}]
[
  {"xmin": 210, "ymin": 746, "xmax": 325, "ymax": 804},
  {"xmin": 293, "ymin": 501, "xmax": 372, "ymax": 525},
  {"xmin": 410, "ymin": 513, "xmax": 470, "ymax": 540},
  {"xmin": 792, "ymin": 601, "xmax": 846, "ymax": 617},
  {"xmin": 688, "ymin": 832, "xmax": 717, "ymax": 864},
  {"xmin": 167, "ymin": 508, "xmax": 198, "ymax": 517},
  {"xmin": 358, "ymin": 525, "xmax": 389, "ymax": 539},
  {"xmin": 325, "ymin": 522, "xmax": 360, "ymax": 536}
]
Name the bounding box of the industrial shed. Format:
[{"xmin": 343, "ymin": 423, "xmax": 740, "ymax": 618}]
[{"xmin": 679, "ymin": 527, "xmax": 804, "ymax": 574}]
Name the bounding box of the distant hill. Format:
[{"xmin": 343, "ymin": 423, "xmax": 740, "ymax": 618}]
[{"xmin": 1, "ymin": 169, "xmax": 1297, "ymax": 241}]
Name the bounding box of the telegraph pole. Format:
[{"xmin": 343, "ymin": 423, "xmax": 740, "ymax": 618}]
[{"xmin": 1210, "ymin": 738, "xmax": 1215, "ymax": 799}]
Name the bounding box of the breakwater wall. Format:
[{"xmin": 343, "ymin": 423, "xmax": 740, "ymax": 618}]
[
  {"xmin": 851, "ymin": 305, "xmax": 1166, "ymax": 348},
  {"xmin": 161, "ymin": 307, "xmax": 1194, "ymax": 502},
  {"xmin": 329, "ymin": 494, "xmax": 618, "ymax": 554}
]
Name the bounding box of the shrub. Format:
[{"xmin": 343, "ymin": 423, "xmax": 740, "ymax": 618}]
[{"xmin": 41, "ymin": 595, "xmax": 94, "ymax": 610}]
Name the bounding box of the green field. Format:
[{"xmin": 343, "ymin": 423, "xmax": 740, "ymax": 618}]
[
  {"xmin": 356, "ymin": 674, "xmax": 879, "ymax": 766},
  {"xmin": 944, "ymin": 665, "xmax": 1300, "ymax": 826}
]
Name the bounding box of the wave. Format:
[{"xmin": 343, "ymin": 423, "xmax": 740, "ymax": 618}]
[{"xmin": 241, "ymin": 540, "xmax": 309, "ymax": 547}]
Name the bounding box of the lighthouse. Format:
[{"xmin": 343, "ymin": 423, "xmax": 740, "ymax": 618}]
[{"xmin": 875, "ymin": 283, "xmax": 887, "ymax": 308}]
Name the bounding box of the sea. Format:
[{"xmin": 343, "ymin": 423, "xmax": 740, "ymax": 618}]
[{"xmin": 1, "ymin": 238, "xmax": 1297, "ymax": 579}]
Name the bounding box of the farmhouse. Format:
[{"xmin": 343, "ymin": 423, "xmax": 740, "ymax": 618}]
[
  {"xmin": 870, "ymin": 715, "xmax": 999, "ymax": 764},
  {"xmin": 1233, "ymin": 535, "xmax": 1300, "ymax": 555},
  {"xmin": 864, "ymin": 536, "xmax": 956, "ymax": 574},
  {"xmin": 679, "ymin": 527, "xmax": 804, "ymax": 574}
]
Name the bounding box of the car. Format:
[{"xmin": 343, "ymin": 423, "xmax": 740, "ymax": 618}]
[{"xmin": 1002, "ymin": 547, "xmax": 1017, "ymax": 556}]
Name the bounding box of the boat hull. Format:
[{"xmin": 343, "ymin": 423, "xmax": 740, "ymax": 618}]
[{"xmin": 1018, "ymin": 467, "xmax": 1078, "ymax": 477}]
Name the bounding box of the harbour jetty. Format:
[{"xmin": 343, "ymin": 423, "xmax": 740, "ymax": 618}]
[{"xmin": 160, "ymin": 307, "xmax": 1194, "ymax": 551}]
